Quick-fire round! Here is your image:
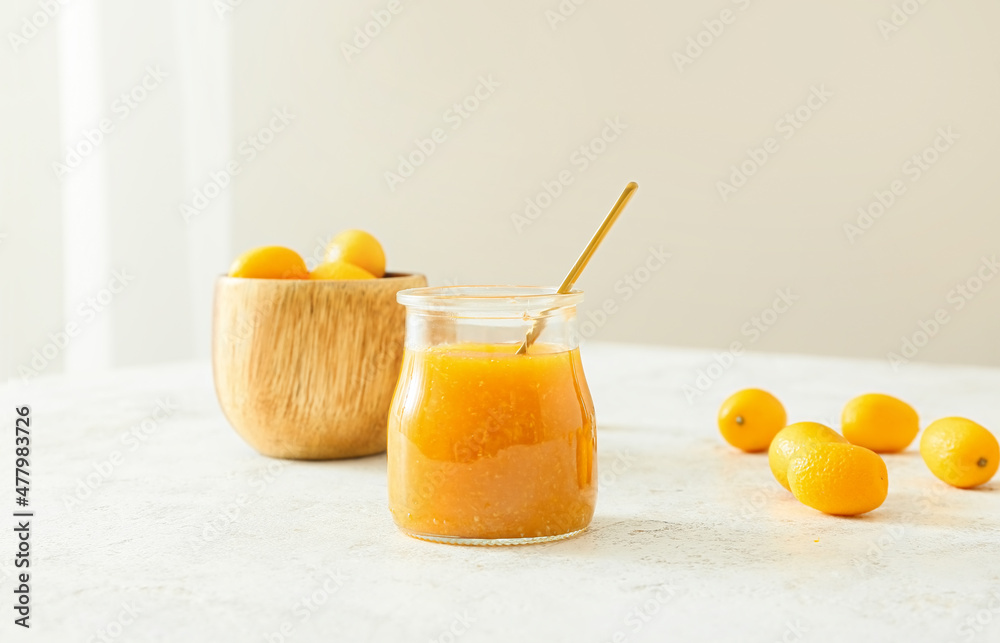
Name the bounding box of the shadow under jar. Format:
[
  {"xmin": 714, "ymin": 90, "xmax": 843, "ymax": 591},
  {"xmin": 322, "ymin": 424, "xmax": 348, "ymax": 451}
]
[{"xmin": 387, "ymin": 286, "xmax": 597, "ymax": 545}]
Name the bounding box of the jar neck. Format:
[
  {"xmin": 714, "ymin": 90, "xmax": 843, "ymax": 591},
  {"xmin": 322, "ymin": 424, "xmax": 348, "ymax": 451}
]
[
  {"xmin": 396, "ymin": 286, "xmax": 584, "ymax": 352},
  {"xmin": 402, "ymin": 306, "xmax": 580, "ymax": 352}
]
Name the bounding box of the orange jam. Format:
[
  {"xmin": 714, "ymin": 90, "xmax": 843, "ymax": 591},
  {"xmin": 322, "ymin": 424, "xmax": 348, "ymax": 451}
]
[{"xmin": 387, "ymin": 342, "xmax": 597, "ymax": 541}]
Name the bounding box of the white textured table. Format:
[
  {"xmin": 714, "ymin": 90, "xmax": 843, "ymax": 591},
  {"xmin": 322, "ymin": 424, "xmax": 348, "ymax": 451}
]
[{"xmin": 4, "ymin": 343, "xmax": 1000, "ymax": 642}]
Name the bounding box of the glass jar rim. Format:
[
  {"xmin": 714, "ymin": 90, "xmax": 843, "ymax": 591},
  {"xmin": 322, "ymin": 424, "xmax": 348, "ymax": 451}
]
[{"xmin": 396, "ymin": 285, "xmax": 583, "ymax": 314}]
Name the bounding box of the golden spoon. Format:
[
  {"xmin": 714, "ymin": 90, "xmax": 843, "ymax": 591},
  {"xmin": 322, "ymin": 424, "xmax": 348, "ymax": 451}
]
[{"xmin": 516, "ymin": 181, "xmax": 638, "ymax": 355}]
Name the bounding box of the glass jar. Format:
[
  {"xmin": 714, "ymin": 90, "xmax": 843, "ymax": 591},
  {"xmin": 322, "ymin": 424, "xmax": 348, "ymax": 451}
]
[{"xmin": 387, "ymin": 286, "xmax": 597, "ymax": 545}]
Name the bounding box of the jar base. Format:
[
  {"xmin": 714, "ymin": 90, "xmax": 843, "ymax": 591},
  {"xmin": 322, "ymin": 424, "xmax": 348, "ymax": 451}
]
[{"xmin": 399, "ymin": 527, "xmax": 588, "ymax": 547}]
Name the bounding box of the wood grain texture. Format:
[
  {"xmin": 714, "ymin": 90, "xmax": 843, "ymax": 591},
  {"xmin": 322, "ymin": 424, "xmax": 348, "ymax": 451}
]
[{"xmin": 212, "ymin": 272, "xmax": 427, "ymax": 459}]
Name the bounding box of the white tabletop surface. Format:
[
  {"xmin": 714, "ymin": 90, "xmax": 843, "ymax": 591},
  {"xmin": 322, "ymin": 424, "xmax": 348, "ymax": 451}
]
[{"xmin": 4, "ymin": 342, "xmax": 1000, "ymax": 642}]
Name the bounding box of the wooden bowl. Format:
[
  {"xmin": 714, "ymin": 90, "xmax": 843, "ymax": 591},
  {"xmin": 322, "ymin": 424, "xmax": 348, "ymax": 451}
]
[{"xmin": 212, "ymin": 272, "xmax": 427, "ymax": 459}]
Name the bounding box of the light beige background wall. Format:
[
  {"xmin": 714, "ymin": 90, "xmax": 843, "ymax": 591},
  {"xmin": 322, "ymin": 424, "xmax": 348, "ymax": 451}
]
[
  {"xmin": 4, "ymin": 0, "xmax": 229, "ymax": 378},
  {"xmin": 229, "ymin": 0, "xmax": 1000, "ymax": 368},
  {"xmin": 5, "ymin": 0, "xmax": 999, "ymax": 379}
]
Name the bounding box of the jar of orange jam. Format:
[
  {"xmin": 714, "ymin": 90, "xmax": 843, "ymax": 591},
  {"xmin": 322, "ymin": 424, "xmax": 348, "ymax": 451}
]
[{"xmin": 387, "ymin": 286, "xmax": 597, "ymax": 545}]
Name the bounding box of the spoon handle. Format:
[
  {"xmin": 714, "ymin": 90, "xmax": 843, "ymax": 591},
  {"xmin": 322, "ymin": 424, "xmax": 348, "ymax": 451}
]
[
  {"xmin": 557, "ymin": 181, "xmax": 638, "ymax": 294},
  {"xmin": 516, "ymin": 182, "xmax": 638, "ymax": 354}
]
